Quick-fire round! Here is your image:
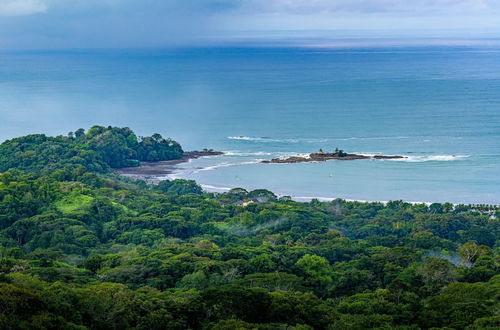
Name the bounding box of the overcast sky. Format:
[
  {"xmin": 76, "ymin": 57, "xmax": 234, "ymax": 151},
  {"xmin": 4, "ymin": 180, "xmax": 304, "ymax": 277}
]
[{"xmin": 1, "ymin": 0, "xmax": 499, "ymax": 49}]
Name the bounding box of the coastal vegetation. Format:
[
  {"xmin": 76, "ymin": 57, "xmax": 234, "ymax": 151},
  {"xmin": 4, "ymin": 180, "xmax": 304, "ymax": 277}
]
[
  {"xmin": 333, "ymin": 148, "xmax": 347, "ymax": 157},
  {"xmin": 0, "ymin": 127, "xmax": 498, "ymax": 329},
  {"xmin": 0, "ymin": 125, "xmax": 183, "ymax": 173},
  {"xmin": 318, "ymin": 148, "xmax": 346, "ymax": 157}
]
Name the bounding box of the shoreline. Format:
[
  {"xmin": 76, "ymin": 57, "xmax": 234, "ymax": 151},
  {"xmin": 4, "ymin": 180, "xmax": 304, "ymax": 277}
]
[
  {"xmin": 198, "ymin": 183, "xmax": 431, "ymax": 205},
  {"xmin": 119, "ymin": 168, "xmax": 499, "ymax": 207},
  {"xmin": 116, "ymin": 151, "xmax": 224, "ymax": 182},
  {"xmin": 199, "ymin": 183, "xmax": 500, "ymax": 209},
  {"xmin": 116, "ymin": 151, "xmax": 499, "ymax": 207}
]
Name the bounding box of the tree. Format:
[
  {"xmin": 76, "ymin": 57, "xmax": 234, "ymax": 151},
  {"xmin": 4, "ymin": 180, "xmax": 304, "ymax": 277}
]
[
  {"xmin": 295, "ymin": 254, "xmax": 333, "ymax": 289},
  {"xmin": 268, "ymin": 291, "xmax": 335, "ymax": 328},
  {"xmin": 247, "ymin": 189, "xmax": 277, "ymax": 203},
  {"xmin": 177, "ymin": 270, "xmax": 209, "ymax": 290},
  {"xmin": 156, "ymin": 179, "xmax": 202, "ymax": 196},
  {"xmin": 420, "ymin": 280, "xmax": 498, "ymax": 329},
  {"xmin": 334, "ymin": 148, "xmax": 346, "ymax": 157},
  {"xmin": 74, "ymin": 128, "xmax": 85, "ymax": 138},
  {"xmin": 415, "ymin": 257, "xmax": 458, "ymax": 294},
  {"xmin": 200, "ymin": 286, "xmax": 272, "ymax": 323},
  {"xmin": 459, "ymin": 242, "xmax": 492, "ymax": 265}
]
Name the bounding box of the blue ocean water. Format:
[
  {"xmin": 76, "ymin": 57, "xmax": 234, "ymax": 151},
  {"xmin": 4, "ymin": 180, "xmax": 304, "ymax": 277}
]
[{"xmin": 1, "ymin": 46, "xmax": 499, "ymax": 204}]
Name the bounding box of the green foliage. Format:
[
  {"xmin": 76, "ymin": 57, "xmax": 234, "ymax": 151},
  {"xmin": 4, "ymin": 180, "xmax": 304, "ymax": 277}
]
[
  {"xmin": 155, "ymin": 179, "xmax": 202, "ymax": 196},
  {"xmin": 0, "ymin": 129, "xmax": 498, "ymax": 328},
  {"xmin": 0, "ymin": 126, "xmax": 183, "ymax": 172},
  {"xmin": 334, "ymin": 147, "xmax": 347, "ymax": 157},
  {"xmin": 54, "ymin": 193, "xmax": 94, "ymax": 214},
  {"xmin": 295, "ymin": 254, "xmax": 333, "ymax": 289}
]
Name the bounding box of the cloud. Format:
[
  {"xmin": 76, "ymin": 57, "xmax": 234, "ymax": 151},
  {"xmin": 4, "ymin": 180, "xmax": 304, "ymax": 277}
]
[
  {"xmin": 1, "ymin": 0, "xmax": 498, "ymax": 18},
  {"xmin": 0, "ymin": 0, "xmax": 499, "ymax": 49},
  {"xmin": 231, "ymin": 0, "xmax": 499, "ymax": 14},
  {"xmin": 0, "ymin": 0, "xmax": 47, "ymax": 16},
  {"xmin": 0, "ymin": 0, "xmax": 236, "ymax": 48}
]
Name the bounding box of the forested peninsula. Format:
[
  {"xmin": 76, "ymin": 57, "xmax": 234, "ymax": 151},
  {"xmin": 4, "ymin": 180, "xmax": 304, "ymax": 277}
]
[{"xmin": 0, "ymin": 126, "xmax": 498, "ymax": 329}]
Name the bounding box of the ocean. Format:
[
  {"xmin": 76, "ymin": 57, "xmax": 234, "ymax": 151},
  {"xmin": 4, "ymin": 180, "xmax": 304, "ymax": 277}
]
[{"xmin": 1, "ymin": 46, "xmax": 499, "ymax": 204}]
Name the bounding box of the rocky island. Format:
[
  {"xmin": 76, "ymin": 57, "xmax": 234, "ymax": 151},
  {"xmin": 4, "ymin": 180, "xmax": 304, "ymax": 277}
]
[{"xmin": 262, "ymin": 148, "xmax": 406, "ymax": 164}]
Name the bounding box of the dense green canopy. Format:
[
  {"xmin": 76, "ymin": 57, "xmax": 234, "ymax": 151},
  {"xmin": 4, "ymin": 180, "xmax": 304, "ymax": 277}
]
[
  {"xmin": 0, "ymin": 128, "xmax": 498, "ymax": 329},
  {"xmin": 0, "ymin": 126, "xmax": 183, "ymax": 173}
]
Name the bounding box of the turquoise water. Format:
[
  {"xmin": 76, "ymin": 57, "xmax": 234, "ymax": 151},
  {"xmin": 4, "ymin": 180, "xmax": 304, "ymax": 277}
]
[{"xmin": 1, "ymin": 47, "xmax": 499, "ymax": 203}]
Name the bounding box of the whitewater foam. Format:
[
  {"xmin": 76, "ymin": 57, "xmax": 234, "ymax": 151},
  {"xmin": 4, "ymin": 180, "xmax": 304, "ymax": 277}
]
[
  {"xmin": 290, "ymin": 195, "xmax": 433, "ymax": 205},
  {"xmin": 227, "ymin": 136, "xmax": 298, "ymax": 143},
  {"xmin": 200, "ymin": 184, "xmax": 232, "ymax": 192},
  {"xmin": 227, "ymin": 136, "xmax": 327, "ymax": 143},
  {"xmin": 193, "ymin": 160, "xmax": 264, "ymax": 173},
  {"xmin": 339, "ymin": 136, "xmax": 409, "ymax": 141},
  {"xmin": 390, "ymin": 155, "xmax": 470, "ymax": 162},
  {"xmin": 227, "ymin": 135, "xmax": 411, "ymax": 144},
  {"xmin": 224, "ymin": 151, "xmax": 273, "ymax": 156}
]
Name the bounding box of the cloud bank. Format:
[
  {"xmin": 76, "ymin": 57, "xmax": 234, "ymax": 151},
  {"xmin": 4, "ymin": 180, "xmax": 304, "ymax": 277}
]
[
  {"xmin": 2, "ymin": 0, "xmax": 499, "ymax": 17},
  {"xmin": 234, "ymin": 0, "xmax": 498, "ymax": 14},
  {"xmin": 0, "ymin": 0, "xmax": 499, "ymax": 49}
]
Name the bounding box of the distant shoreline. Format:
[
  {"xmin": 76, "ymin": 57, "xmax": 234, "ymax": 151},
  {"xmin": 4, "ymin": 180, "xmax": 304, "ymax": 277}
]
[
  {"xmin": 198, "ymin": 183, "xmax": 500, "ymax": 209},
  {"xmin": 198, "ymin": 183, "xmax": 430, "ymax": 205},
  {"xmin": 116, "ymin": 151, "xmax": 499, "ymax": 207},
  {"xmin": 119, "ymin": 166, "xmax": 500, "ymax": 207}
]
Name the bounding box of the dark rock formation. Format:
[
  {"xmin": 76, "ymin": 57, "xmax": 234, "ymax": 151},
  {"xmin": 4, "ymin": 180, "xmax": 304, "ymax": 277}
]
[{"xmin": 262, "ymin": 152, "xmax": 406, "ymax": 164}]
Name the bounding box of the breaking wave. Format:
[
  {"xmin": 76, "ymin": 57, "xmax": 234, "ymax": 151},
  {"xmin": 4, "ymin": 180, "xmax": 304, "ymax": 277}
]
[
  {"xmin": 227, "ymin": 136, "xmax": 327, "ymax": 143},
  {"xmin": 224, "ymin": 151, "xmax": 273, "ymax": 156},
  {"xmin": 227, "ymin": 135, "xmax": 409, "ymax": 143},
  {"xmin": 200, "ymin": 184, "xmax": 232, "ymax": 192},
  {"xmin": 193, "ymin": 160, "xmax": 264, "ymax": 173},
  {"xmin": 390, "ymin": 155, "xmax": 470, "ymax": 162}
]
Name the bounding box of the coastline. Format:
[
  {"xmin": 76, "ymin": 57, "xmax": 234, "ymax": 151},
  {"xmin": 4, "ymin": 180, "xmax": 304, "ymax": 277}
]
[
  {"xmin": 116, "ymin": 158, "xmax": 412, "ymax": 203},
  {"xmin": 116, "ymin": 151, "xmax": 499, "ymax": 207},
  {"xmin": 120, "ymin": 166, "xmax": 499, "ymax": 207},
  {"xmin": 198, "ymin": 182, "xmax": 433, "ymax": 205},
  {"xmin": 200, "ymin": 183, "xmax": 499, "ymax": 210},
  {"xmin": 116, "ymin": 151, "xmax": 224, "ymax": 182},
  {"xmin": 117, "ymin": 149, "xmax": 405, "ymax": 182}
]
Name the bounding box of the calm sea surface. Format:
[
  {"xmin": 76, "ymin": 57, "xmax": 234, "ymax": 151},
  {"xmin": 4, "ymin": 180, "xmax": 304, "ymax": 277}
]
[{"xmin": 1, "ymin": 46, "xmax": 499, "ymax": 203}]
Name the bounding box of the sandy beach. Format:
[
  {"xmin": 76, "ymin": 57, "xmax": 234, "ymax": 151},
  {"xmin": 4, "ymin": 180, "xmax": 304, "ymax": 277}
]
[{"xmin": 116, "ymin": 151, "xmax": 223, "ymax": 182}]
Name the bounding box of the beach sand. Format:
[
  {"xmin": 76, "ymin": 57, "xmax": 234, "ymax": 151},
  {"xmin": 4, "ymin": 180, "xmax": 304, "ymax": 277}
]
[{"xmin": 116, "ymin": 151, "xmax": 223, "ymax": 182}]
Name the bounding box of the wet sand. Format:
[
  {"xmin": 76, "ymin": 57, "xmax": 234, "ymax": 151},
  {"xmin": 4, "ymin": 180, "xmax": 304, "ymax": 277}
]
[{"xmin": 116, "ymin": 151, "xmax": 223, "ymax": 182}]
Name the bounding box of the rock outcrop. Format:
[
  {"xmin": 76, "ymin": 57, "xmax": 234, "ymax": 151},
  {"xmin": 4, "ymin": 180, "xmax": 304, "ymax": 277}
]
[{"xmin": 262, "ymin": 152, "xmax": 405, "ymax": 164}]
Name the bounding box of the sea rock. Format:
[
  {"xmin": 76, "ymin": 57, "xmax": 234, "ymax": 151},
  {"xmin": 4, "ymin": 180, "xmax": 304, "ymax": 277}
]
[
  {"xmin": 262, "ymin": 152, "xmax": 406, "ymax": 164},
  {"xmin": 184, "ymin": 151, "xmax": 225, "ymax": 158}
]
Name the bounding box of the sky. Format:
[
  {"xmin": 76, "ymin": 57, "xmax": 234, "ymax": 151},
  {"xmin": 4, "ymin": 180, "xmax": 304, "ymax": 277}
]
[{"xmin": 0, "ymin": 0, "xmax": 500, "ymax": 49}]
